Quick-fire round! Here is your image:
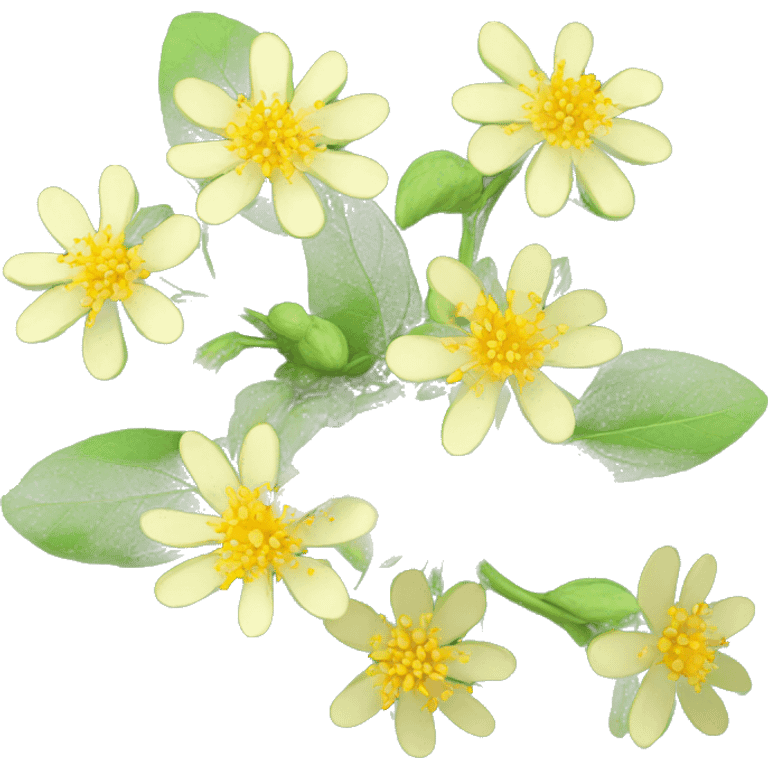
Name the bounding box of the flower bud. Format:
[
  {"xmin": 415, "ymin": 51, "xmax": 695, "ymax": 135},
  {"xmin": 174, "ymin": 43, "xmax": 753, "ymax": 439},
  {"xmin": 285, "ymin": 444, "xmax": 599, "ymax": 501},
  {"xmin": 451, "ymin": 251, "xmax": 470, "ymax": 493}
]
[
  {"xmin": 297, "ymin": 317, "xmax": 349, "ymax": 371},
  {"xmin": 267, "ymin": 302, "xmax": 311, "ymax": 341}
]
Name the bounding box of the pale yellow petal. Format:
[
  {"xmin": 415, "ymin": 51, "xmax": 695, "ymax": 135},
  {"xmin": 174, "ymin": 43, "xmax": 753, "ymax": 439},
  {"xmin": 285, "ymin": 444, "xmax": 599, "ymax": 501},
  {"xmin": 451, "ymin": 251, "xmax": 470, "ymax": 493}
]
[
  {"xmin": 442, "ymin": 379, "xmax": 503, "ymax": 455},
  {"xmin": 478, "ymin": 21, "xmax": 540, "ymax": 90},
  {"xmin": 637, "ymin": 546, "xmax": 680, "ymax": 635},
  {"xmin": 307, "ymin": 94, "xmax": 388, "ymax": 142},
  {"xmin": 544, "ymin": 327, "xmax": 622, "ymax": 368},
  {"xmin": 445, "ymin": 641, "xmax": 516, "ymax": 683},
  {"xmin": 98, "ymin": 165, "xmax": 137, "ymax": 235},
  {"xmin": 3, "ymin": 252, "xmax": 73, "ymax": 289},
  {"xmin": 299, "ymin": 150, "xmax": 387, "ymax": 199},
  {"xmin": 506, "ymin": 243, "xmax": 552, "ymax": 302},
  {"xmin": 601, "ymin": 68, "xmax": 663, "ymax": 113},
  {"xmin": 122, "ymin": 284, "xmax": 183, "ymax": 344},
  {"xmin": 82, "ymin": 301, "xmax": 127, "ymax": 380},
  {"xmin": 628, "ymin": 664, "xmax": 676, "ymax": 748},
  {"xmin": 139, "ymin": 215, "xmax": 200, "ymax": 273},
  {"xmin": 281, "ymin": 556, "xmax": 348, "ymax": 619},
  {"xmin": 596, "ymin": 119, "xmax": 672, "ymax": 165},
  {"xmin": 395, "ymin": 692, "xmax": 436, "ymax": 758},
  {"xmin": 587, "ymin": 630, "xmax": 659, "ymax": 677},
  {"xmin": 468, "ymin": 124, "xmax": 540, "ymax": 176},
  {"xmin": 573, "ymin": 145, "xmax": 635, "ymax": 219},
  {"xmin": 452, "ymin": 83, "xmax": 530, "ymax": 124},
  {"xmin": 16, "ymin": 284, "xmax": 88, "ymax": 343},
  {"xmin": 271, "ymin": 170, "xmax": 324, "ymax": 238},
  {"xmin": 238, "ymin": 423, "xmax": 279, "ymax": 490},
  {"xmin": 324, "ymin": 599, "xmax": 391, "ymax": 651},
  {"xmin": 708, "ymin": 596, "xmax": 755, "ymax": 641},
  {"xmin": 173, "ymin": 78, "xmax": 238, "ymax": 130},
  {"xmin": 179, "ymin": 431, "xmax": 239, "ymax": 514},
  {"xmin": 525, "ymin": 143, "xmax": 573, "ymax": 217},
  {"xmin": 432, "ymin": 582, "xmax": 485, "ymax": 643},
  {"xmin": 677, "ymin": 682, "xmax": 728, "ymax": 736},
  {"xmin": 330, "ymin": 671, "xmax": 382, "ymax": 727},
  {"xmin": 154, "ymin": 552, "xmax": 225, "ymax": 607},
  {"xmin": 554, "ymin": 22, "xmax": 593, "ymax": 79},
  {"xmin": 196, "ymin": 164, "xmax": 265, "ymax": 225},
  {"xmin": 678, "ymin": 554, "xmax": 717, "ymax": 609},
  {"xmin": 166, "ymin": 141, "xmax": 239, "ymax": 179},
  {"xmin": 291, "ymin": 50, "xmax": 347, "ymax": 113},
  {"xmin": 38, "ymin": 186, "xmax": 93, "ymax": 251},
  {"xmin": 292, "ymin": 497, "xmax": 377, "ymax": 547},
  {"xmin": 386, "ymin": 335, "xmax": 472, "ymax": 382},
  {"xmin": 250, "ymin": 33, "xmax": 292, "ymax": 102},
  {"xmin": 238, "ymin": 575, "xmax": 274, "ymax": 637},
  {"xmin": 438, "ymin": 688, "xmax": 495, "ymax": 737},
  {"xmin": 140, "ymin": 508, "xmax": 224, "ymax": 547},
  {"xmin": 427, "ymin": 256, "xmax": 483, "ymax": 310},
  {"xmin": 390, "ymin": 569, "xmax": 433, "ymax": 621},
  {"xmin": 516, "ymin": 372, "xmax": 574, "ymax": 443},
  {"xmin": 707, "ymin": 652, "xmax": 752, "ymax": 694},
  {"xmin": 543, "ymin": 289, "xmax": 607, "ymax": 328}
]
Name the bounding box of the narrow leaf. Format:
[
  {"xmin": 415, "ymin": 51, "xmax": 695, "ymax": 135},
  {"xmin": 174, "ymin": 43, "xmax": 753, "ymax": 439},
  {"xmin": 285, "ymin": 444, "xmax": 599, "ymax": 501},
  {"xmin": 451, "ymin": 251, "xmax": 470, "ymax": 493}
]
[
  {"xmin": 336, "ymin": 533, "xmax": 373, "ymax": 588},
  {"xmin": 380, "ymin": 555, "xmax": 402, "ymax": 568},
  {"xmin": 124, "ymin": 205, "xmax": 175, "ymax": 249}
]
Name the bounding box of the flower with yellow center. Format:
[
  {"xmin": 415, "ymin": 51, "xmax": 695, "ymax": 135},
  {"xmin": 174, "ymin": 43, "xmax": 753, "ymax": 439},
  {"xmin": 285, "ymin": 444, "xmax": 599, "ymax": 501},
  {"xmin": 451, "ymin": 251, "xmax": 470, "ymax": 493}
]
[
  {"xmin": 325, "ymin": 570, "xmax": 516, "ymax": 758},
  {"xmin": 166, "ymin": 32, "xmax": 389, "ymax": 237},
  {"xmin": 140, "ymin": 424, "xmax": 378, "ymax": 636},
  {"xmin": 587, "ymin": 547, "xmax": 754, "ymax": 748},
  {"xmin": 386, "ymin": 244, "xmax": 622, "ymax": 455},
  {"xmin": 3, "ymin": 166, "xmax": 200, "ymax": 380},
  {"xmin": 453, "ymin": 22, "xmax": 671, "ymax": 219}
]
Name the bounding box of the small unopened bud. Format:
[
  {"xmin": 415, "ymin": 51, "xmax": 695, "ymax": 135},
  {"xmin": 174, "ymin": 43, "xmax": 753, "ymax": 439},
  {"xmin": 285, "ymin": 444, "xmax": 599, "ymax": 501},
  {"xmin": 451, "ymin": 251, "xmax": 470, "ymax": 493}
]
[
  {"xmin": 297, "ymin": 317, "xmax": 349, "ymax": 371},
  {"xmin": 267, "ymin": 302, "xmax": 311, "ymax": 341}
]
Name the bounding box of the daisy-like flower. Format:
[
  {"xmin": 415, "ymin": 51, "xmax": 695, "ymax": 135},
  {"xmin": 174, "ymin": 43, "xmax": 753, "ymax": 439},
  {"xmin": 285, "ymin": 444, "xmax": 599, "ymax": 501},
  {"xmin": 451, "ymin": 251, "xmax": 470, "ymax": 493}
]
[
  {"xmin": 140, "ymin": 424, "xmax": 377, "ymax": 636},
  {"xmin": 453, "ymin": 22, "xmax": 671, "ymax": 219},
  {"xmin": 386, "ymin": 244, "xmax": 621, "ymax": 455},
  {"xmin": 587, "ymin": 546, "xmax": 754, "ymax": 748},
  {"xmin": 167, "ymin": 32, "xmax": 389, "ymax": 237},
  {"xmin": 4, "ymin": 165, "xmax": 200, "ymax": 380},
  {"xmin": 325, "ymin": 570, "xmax": 516, "ymax": 758}
]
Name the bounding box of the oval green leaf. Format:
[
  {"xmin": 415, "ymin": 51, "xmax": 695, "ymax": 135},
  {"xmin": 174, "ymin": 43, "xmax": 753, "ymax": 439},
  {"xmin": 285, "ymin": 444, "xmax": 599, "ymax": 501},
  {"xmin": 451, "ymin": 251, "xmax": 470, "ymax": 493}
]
[{"xmin": 543, "ymin": 578, "xmax": 640, "ymax": 624}]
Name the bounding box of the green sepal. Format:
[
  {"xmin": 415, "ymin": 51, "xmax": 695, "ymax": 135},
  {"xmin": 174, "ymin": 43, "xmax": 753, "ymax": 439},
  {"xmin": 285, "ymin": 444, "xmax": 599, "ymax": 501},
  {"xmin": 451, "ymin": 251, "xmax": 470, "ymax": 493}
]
[
  {"xmin": 543, "ymin": 578, "xmax": 640, "ymax": 624},
  {"xmin": 380, "ymin": 555, "xmax": 402, "ymax": 568},
  {"xmin": 336, "ymin": 532, "xmax": 373, "ymax": 588},
  {"xmin": 407, "ymin": 321, "xmax": 461, "ymax": 337},
  {"xmin": 123, "ymin": 204, "xmax": 175, "ymax": 249},
  {"xmin": 427, "ymin": 565, "xmax": 446, "ymax": 602},
  {"xmin": 427, "ymin": 288, "xmax": 456, "ymax": 324}
]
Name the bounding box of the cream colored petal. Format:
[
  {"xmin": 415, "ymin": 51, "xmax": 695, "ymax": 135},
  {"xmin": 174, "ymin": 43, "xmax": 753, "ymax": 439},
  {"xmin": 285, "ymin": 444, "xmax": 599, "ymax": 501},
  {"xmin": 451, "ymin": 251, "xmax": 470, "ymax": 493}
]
[
  {"xmin": 250, "ymin": 33, "xmax": 292, "ymax": 102},
  {"xmin": 16, "ymin": 284, "xmax": 88, "ymax": 342},
  {"xmin": 122, "ymin": 284, "xmax": 183, "ymax": 344},
  {"xmin": 98, "ymin": 165, "xmax": 137, "ymax": 234},
  {"xmin": 324, "ymin": 599, "xmax": 392, "ymax": 651},
  {"xmin": 82, "ymin": 301, "xmax": 127, "ymax": 380},
  {"xmin": 554, "ymin": 22, "xmax": 593, "ymax": 79},
  {"xmin": 602, "ymin": 68, "xmax": 663, "ymax": 113},
  {"xmin": 596, "ymin": 119, "xmax": 672, "ymax": 165},
  {"xmin": 154, "ymin": 552, "xmax": 225, "ymax": 607},
  {"xmin": 291, "ymin": 50, "xmax": 347, "ymax": 113},
  {"xmin": 439, "ymin": 688, "xmax": 495, "ymax": 737},
  {"xmin": 587, "ymin": 630, "xmax": 659, "ymax": 677},
  {"xmin": 452, "ymin": 83, "xmax": 530, "ymax": 124},
  {"xmin": 386, "ymin": 335, "xmax": 472, "ymax": 382},
  {"xmin": 38, "ymin": 186, "xmax": 93, "ymax": 251},
  {"xmin": 506, "ymin": 243, "xmax": 552, "ymax": 301},
  {"xmin": 179, "ymin": 431, "xmax": 239, "ymax": 514},
  {"xmin": 173, "ymin": 78, "xmax": 239, "ymax": 130},
  {"xmin": 707, "ymin": 652, "xmax": 752, "ymax": 694},
  {"xmin": 391, "ymin": 569, "xmax": 433, "ymax": 621},
  {"xmin": 139, "ymin": 215, "xmax": 200, "ymax": 273},
  {"xmin": 442, "ymin": 379, "xmax": 503, "ymax": 456},
  {"xmin": 468, "ymin": 124, "xmax": 540, "ymax": 176},
  {"xmin": 628, "ymin": 664, "xmax": 676, "ymax": 748},
  {"xmin": 678, "ymin": 554, "xmax": 717, "ymax": 609},
  {"xmin": 299, "ymin": 150, "xmax": 387, "ymax": 199},
  {"xmin": 637, "ymin": 546, "xmax": 680, "ymax": 635},
  {"xmin": 544, "ymin": 327, "xmax": 622, "ymax": 368},
  {"xmin": 3, "ymin": 252, "xmax": 73, "ymax": 289},
  {"xmin": 525, "ymin": 143, "xmax": 573, "ymax": 217},
  {"xmin": 543, "ymin": 289, "xmax": 607, "ymax": 328},
  {"xmin": 166, "ymin": 141, "xmax": 239, "ymax": 179},
  {"xmin": 432, "ymin": 582, "xmax": 485, "ymax": 644},
  {"xmin": 271, "ymin": 171, "xmax": 324, "ymax": 238},
  {"xmin": 708, "ymin": 597, "xmax": 755, "ymax": 641},
  {"xmin": 445, "ymin": 641, "xmax": 516, "ymax": 683},
  {"xmin": 281, "ymin": 556, "xmax": 348, "ymax": 619},
  {"xmin": 478, "ymin": 21, "xmax": 540, "ymax": 90},
  {"xmin": 677, "ymin": 682, "xmax": 728, "ymax": 736},
  {"xmin": 573, "ymin": 145, "xmax": 634, "ymax": 219},
  {"xmin": 395, "ymin": 692, "xmax": 436, "ymax": 758},
  {"xmin": 307, "ymin": 94, "xmax": 388, "ymax": 142},
  {"xmin": 238, "ymin": 575, "xmax": 274, "ymax": 637},
  {"xmin": 292, "ymin": 497, "xmax": 377, "ymax": 547},
  {"xmin": 196, "ymin": 164, "xmax": 265, "ymax": 225},
  {"xmin": 330, "ymin": 671, "xmax": 382, "ymax": 727},
  {"xmin": 238, "ymin": 423, "xmax": 279, "ymax": 490},
  {"xmin": 427, "ymin": 256, "xmax": 484, "ymax": 310},
  {"xmin": 516, "ymin": 372, "xmax": 574, "ymax": 443},
  {"xmin": 140, "ymin": 508, "xmax": 224, "ymax": 547}
]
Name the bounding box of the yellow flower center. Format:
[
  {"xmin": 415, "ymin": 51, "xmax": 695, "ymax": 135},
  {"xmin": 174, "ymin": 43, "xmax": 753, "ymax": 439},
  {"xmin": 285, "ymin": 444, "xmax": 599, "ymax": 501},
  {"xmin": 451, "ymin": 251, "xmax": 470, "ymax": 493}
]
[
  {"xmin": 510, "ymin": 60, "xmax": 615, "ymax": 150},
  {"xmin": 656, "ymin": 603, "xmax": 729, "ymax": 692},
  {"xmin": 443, "ymin": 290, "xmax": 567, "ymax": 391},
  {"xmin": 207, "ymin": 484, "xmax": 303, "ymax": 589},
  {"xmin": 58, "ymin": 225, "xmax": 150, "ymax": 327},
  {"xmin": 366, "ymin": 612, "xmax": 471, "ymax": 712},
  {"xmin": 225, "ymin": 91, "xmax": 325, "ymax": 180}
]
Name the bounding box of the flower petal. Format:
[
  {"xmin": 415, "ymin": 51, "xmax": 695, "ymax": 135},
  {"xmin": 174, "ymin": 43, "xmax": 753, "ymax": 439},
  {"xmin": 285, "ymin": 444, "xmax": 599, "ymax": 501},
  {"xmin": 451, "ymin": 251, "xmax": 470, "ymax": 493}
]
[
  {"xmin": 271, "ymin": 170, "xmax": 324, "ymax": 238},
  {"xmin": 708, "ymin": 596, "xmax": 755, "ymax": 641},
  {"xmin": 196, "ymin": 164, "xmax": 265, "ymax": 225},
  {"xmin": 573, "ymin": 145, "xmax": 635, "ymax": 219},
  {"xmin": 179, "ymin": 431, "xmax": 239, "ymax": 514},
  {"xmin": 386, "ymin": 335, "xmax": 472, "ymax": 382},
  {"xmin": 515, "ymin": 372, "xmax": 574, "ymax": 443},
  {"xmin": 139, "ymin": 215, "xmax": 200, "ymax": 273},
  {"xmin": 395, "ymin": 692, "xmax": 436, "ymax": 758},
  {"xmin": 122, "ymin": 284, "xmax": 183, "ymax": 344},
  {"xmin": 544, "ymin": 326, "xmax": 622, "ymax": 367},
  {"xmin": 238, "ymin": 575, "xmax": 274, "ymax": 637},
  {"xmin": 166, "ymin": 141, "xmax": 239, "ymax": 179},
  {"xmin": 677, "ymin": 682, "xmax": 728, "ymax": 736},
  {"xmin": 391, "ymin": 569, "xmax": 433, "ymax": 621},
  {"xmin": 154, "ymin": 552, "xmax": 225, "ymax": 607},
  {"xmin": 140, "ymin": 508, "xmax": 223, "ymax": 547},
  {"xmin": 468, "ymin": 124, "xmax": 540, "ymax": 176},
  {"xmin": 432, "ymin": 582, "xmax": 486, "ymax": 644},
  {"xmin": 173, "ymin": 78, "xmax": 238, "ymax": 130},
  {"xmin": 250, "ymin": 33, "xmax": 292, "ymax": 102},
  {"xmin": 82, "ymin": 301, "xmax": 127, "ymax": 380},
  {"xmin": 452, "ymin": 83, "xmax": 531, "ymax": 124},
  {"xmin": 427, "ymin": 256, "xmax": 483, "ymax": 310},
  {"xmin": 292, "ymin": 497, "xmax": 378, "ymax": 547},
  {"xmin": 98, "ymin": 165, "xmax": 137, "ymax": 234},
  {"xmin": 16, "ymin": 284, "xmax": 88, "ymax": 342},
  {"xmin": 4, "ymin": 252, "xmax": 73, "ymax": 289},
  {"xmin": 308, "ymin": 94, "xmax": 388, "ymax": 142},
  {"xmin": 281, "ymin": 556, "xmax": 349, "ymax": 619},
  {"xmin": 445, "ymin": 641, "xmax": 516, "ymax": 683},
  {"xmin": 628, "ymin": 664, "xmax": 676, "ymax": 748},
  {"xmin": 330, "ymin": 671, "xmax": 382, "ymax": 727},
  {"xmin": 678, "ymin": 554, "xmax": 717, "ymax": 609},
  {"xmin": 478, "ymin": 21, "xmax": 540, "ymax": 90},
  {"xmin": 324, "ymin": 599, "xmax": 392, "ymax": 651},
  {"xmin": 442, "ymin": 379, "xmax": 503, "ymax": 455},
  {"xmin": 299, "ymin": 150, "xmax": 387, "ymax": 199},
  {"xmin": 506, "ymin": 243, "xmax": 552, "ymax": 302},
  {"xmin": 596, "ymin": 119, "xmax": 671, "ymax": 165},
  {"xmin": 238, "ymin": 423, "xmax": 279, "ymax": 490},
  {"xmin": 602, "ymin": 68, "xmax": 663, "ymax": 113},
  {"xmin": 707, "ymin": 652, "xmax": 752, "ymax": 694},
  {"xmin": 587, "ymin": 631, "xmax": 659, "ymax": 677},
  {"xmin": 525, "ymin": 143, "xmax": 573, "ymax": 217},
  {"xmin": 543, "ymin": 289, "xmax": 607, "ymax": 328},
  {"xmin": 291, "ymin": 51, "xmax": 347, "ymax": 113},
  {"xmin": 554, "ymin": 23, "xmax": 593, "ymax": 79},
  {"xmin": 637, "ymin": 546, "xmax": 680, "ymax": 635},
  {"xmin": 439, "ymin": 687, "xmax": 495, "ymax": 737},
  {"xmin": 38, "ymin": 186, "xmax": 93, "ymax": 251}
]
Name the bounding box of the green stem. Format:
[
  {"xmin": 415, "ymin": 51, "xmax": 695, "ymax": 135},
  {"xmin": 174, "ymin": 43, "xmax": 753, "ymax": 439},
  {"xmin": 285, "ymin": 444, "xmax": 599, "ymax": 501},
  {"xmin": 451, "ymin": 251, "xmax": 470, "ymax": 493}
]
[{"xmin": 236, "ymin": 334, "xmax": 281, "ymax": 349}]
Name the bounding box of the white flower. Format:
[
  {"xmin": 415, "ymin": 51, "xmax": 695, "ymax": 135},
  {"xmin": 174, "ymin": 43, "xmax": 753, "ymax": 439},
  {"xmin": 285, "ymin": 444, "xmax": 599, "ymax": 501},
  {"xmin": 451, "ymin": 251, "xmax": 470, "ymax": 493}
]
[
  {"xmin": 4, "ymin": 165, "xmax": 200, "ymax": 380},
  {"xmin": 140, "ymin": 424, "xmax": 378, "ymax": 636},
  {"xmin": 453, "ymin": 22, "xmax": 671, "ymax": 219},
  {"xmin": 167, "ymin": 32, "xmax": 389, "ymax": 236},
  {"xmin": 325, "ymin": 570, "xmax": 516, "ymax": 757},
  {"xmin": 386, "ymin": 245, "xmax": 621, "ymax": 454},
  {"xmin": 588, "ymin": 546, "xmax": 754, "ymax": 748}
]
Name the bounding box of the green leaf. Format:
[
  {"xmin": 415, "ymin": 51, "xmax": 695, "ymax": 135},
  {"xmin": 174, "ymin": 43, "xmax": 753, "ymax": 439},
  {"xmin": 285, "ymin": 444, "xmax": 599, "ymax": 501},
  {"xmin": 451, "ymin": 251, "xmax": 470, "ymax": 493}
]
[
  {"xmin": 542, "ymin": 256, "xmax": 572, "ymax": 305},
  {"xmin": 609, "ymin": 674, "xmax": 640, "ymax": 738},
  {"xmin": 472, "ymin": 257, "xmax": 506, "ymax": 308},
  {"xmin": 569, "ymin": 349, "xmax": 768, "ymax": 481},
  {"xmin": 428, "ymin": 566, "xmax": 445, "ymax": 600},
  {"xmin": 124, "ymin": 205, "xmax": 175, "ymax": 249},
  {"xmin": 2, "ymin": 429, "xmax": 198, "ymax": 567},
  {"xmin": 380, "ymin": 555, "xmax": 402, "ymax": 568},
  {"xmin": 337, "ymin": 533, "xmax": 373, "ymax": 588},
  {"xmin": 543, "ymin": 578, "xmax": 640, "ymax": 624}
]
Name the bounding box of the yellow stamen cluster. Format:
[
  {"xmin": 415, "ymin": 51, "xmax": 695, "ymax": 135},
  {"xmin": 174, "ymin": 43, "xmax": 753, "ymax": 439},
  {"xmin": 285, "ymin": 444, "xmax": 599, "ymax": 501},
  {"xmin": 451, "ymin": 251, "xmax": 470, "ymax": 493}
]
[
  {"xmin": 443, "ymin": 290, "xmax": 567, "ymax": 391},
  {"xmin": 207, "ymin": 484, "xmax": 303, "ymax": 589},
  {"xmin": 225, "ymin": 91, "xmax": 325, "ymax": 179},
  {"xmin": 510, "ymin": 60, "xmax": 614, "ymax": 150},
  {"xmin": 656, "ymin": 603, "xmax": 729, "ymax": 692},
  {"xmin": 366, "ymin": 613, "xmax": 471, "ymax": 713},
  {"xmin": 58, "ymin": 225, "xmax": 149, "ymax": 327}
]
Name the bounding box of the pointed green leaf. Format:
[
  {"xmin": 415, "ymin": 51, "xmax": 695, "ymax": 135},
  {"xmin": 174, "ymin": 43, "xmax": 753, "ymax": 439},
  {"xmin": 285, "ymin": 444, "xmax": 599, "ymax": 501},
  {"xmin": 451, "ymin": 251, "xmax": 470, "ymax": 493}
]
[
  {"xmin": 543, "ymin": 578, "xmax": 640, "ymax": 624},
  {"xmin": 124, "ymin": 205, "xmax": 175, "ymax": 249},
  {"xmin": 337, "ymin": 533, "xmax": 373, "ymax": 588},
  {"xmin": 380, "ymin": 555, "xmax": 402, "ymax": 568}
]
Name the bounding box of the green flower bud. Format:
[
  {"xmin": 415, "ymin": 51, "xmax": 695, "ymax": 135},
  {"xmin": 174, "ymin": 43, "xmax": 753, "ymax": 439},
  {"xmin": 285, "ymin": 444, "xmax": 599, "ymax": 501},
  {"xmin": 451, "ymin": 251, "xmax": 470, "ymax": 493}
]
[
  {"xmin": 297, "ymin": 317, "xmax": 349, "ymax": 371},
  {"xmin": 267, "ymin": 302, "xmax": 311, "ymax": 341}
]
